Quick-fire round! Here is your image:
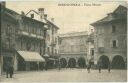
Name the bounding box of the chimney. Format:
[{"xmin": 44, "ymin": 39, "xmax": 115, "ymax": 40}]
[
  {"xmin": 51, "ymin": 18, "xmax": 54, "ymax": 22},
  {"xmin": 38, "ymin": 8, "xmax": 45, "ymax": 20},
  {"xmin": 21, "ymin": 11, "xmax": 25, "ymax": 16},
  {"xmin": 44, "ymin": 14, "xmax": 47, "ymax": 19},
  {"xmin": 30, "ymin": 14, "xmax": 34, "ymax": 18},
  {"xmin": 91, "ymin": 28, "xmax": 94, "ymax": 33},
  {"xmin": 1, "ymin": 1, "xmax": 6, "ymax": 8}
]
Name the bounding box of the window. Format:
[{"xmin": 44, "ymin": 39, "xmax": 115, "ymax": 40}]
[
  {"xmin": 112, "ymin": 25, "xmax": 116, "ymax": 33},
  {"xmin": 91, "ymin": 48, "xmax": 94, "ymax": 56},
  {"xmin": 112, "ymin": 40, "xmax": 117, "ymax": 48}
]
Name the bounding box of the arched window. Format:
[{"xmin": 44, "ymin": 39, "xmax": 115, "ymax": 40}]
[{"xmin": 112, "ymin": 40, "xmax": 117, "ymax": 48}]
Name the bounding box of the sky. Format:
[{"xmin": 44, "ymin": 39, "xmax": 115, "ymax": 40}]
[{"xmin": 6, "ymin": 1, "xmax": 127, "ymax": 34}]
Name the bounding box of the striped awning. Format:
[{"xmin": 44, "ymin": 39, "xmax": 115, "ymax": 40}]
[{"xmin": 17, "ymin": 51, "xmax": 45, "ymax": 62}]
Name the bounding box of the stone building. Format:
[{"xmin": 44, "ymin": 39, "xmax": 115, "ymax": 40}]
[
  {"xmin": 25, "ymin": 8, "xmax": 59, "ymax": 69},
  {"xmin": 1, "ymin": 2, "xmax": 19, "ymax": 74},
  {"xmin": 58, "ymin": 31, "xmax": 88, "ymax": 68},
  {"xmin": 1, "ymin": 3, "xmax": 46, "ymax": 74},
  {"xmin": 91, "ymin": 5, "xmax": 127, "ymax": 69},
  {"xmin": 25, "ymin": 8, "xmax": 59, "ymax": 57},
  {"xmin": 86, "ymin": 29, "xmax": 94, "ymax": 66}
]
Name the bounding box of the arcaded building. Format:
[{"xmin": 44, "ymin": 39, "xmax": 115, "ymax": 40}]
[
  {"xmin": 58, "ymin": 31, "xmax": 88, "ymax": 68},
  {"xmin": 91, "ymin": 5, "xmax": 127, "ymax": 69}
]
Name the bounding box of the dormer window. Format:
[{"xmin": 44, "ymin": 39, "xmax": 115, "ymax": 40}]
[
  {"xmin": 112, "ymin": 25, "xmax": 116, "ymax": 33},
  {"xmin": 30, "ymin": 14, "xmax": 34, "ymax": 18}
]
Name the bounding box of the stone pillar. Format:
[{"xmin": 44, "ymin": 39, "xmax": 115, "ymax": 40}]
[
  {"xmin": 13, "ymin": 54, "xmax": 18, "ymax": 71},
  {"xmin": 75, "ymin": 57, "xmax": 79, "ymax": 68},
  {"xmin": 37, "ymin": 62, "xmax": 39, "ymax": 70},
  {"xmin": 0, "ymin": 56, "xmax": 2, "ymax": 75}
]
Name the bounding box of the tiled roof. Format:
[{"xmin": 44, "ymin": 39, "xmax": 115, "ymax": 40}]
[
  {"xmin": 59, "ymin": 31, "xmax": 88, "ymax": 37},
  {"xmin": 91, "ymin": 5, "xmax": 127, "ymax": 26},
  {"xmin": 45, "ymin": 19, "xmax": 59, "ymax": 29}
]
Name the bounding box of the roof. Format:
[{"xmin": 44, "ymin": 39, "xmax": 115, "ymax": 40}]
[
  {"xmin": 45, "ymin": 19, "xmax": 59, "ymax": 29},
  {"xmin": 91, "ymin": 5, "xmax": 127, "ymax": 26},
  {"xmin": 23, "ymin": 9, "xmax": 59, "ymax": 29},
  {"xmin": 17, "ymin": 51, "xmax": 45, "ymax": 62},
  {"xmin": 59, "ymin": 31, "xmax": 88, "ymax": 38},
  {"xmin": 1, "ymin": 7, "xmax": 20, "ymax": 21},
  {"xmin": 22, "ymin": 15, "xmax": 46, "ymax": 25}
]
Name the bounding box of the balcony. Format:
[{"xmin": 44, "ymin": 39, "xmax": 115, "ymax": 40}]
[{"xmin": 18, "ymin": 30, "xmax": 44, "ymax": 40}]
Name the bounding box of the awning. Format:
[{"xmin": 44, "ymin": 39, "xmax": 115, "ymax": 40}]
[
  {"xmin": 17, "ymin": 51, "xmax": 45, "ymax": 62},
  {"xmin": 48, "ymin": 58, "xmax": 58, "ymax": 61},
  {"xmin": 43, "ymin": 53, "xmax": 50, "ymax": 57}
]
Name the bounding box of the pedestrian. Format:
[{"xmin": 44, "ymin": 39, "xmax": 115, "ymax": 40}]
[
  {"xmin": 108, "ymin": 65, "xmax": 111, "ymax": 73},
  {"xmin": 98, "ymin": 65, "xmax": 101, "ymax": 73},
  {"xmin": 87, "ymin": 64, "xmax": 91, "ymax": 73},
  {"xmin": 5, "ymin": 61, "xmax": 14, "ymax": 78},
  {"xmin": 9, "ymin": 64, "xmax": 14, "ymax": 78},
  {"xmin": 5, "ymin": 61, "xmax": 10, "ymax": 78}
]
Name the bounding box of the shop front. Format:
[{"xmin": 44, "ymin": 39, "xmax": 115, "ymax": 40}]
[{"xmin": 17, "ymin": 51, "xmax": 45, "ymax": 71}]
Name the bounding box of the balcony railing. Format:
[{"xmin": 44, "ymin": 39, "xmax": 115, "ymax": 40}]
[{"xmin": 18, "ymin": 30, "xmax": 44, "ymax": 40}]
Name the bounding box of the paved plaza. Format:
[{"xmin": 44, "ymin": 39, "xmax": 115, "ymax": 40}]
[{"xmin": 0, "ymin": 69, "xmax": 127, "ymax": 82}]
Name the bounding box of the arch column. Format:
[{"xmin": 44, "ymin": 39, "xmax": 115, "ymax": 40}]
[
  {"xmin": 98, "ymin": 55, "xmax": 110, "ymax": 69},
  {"xmin": 112, "ymin": 55, "xmax": 125, "ymax": 69}
]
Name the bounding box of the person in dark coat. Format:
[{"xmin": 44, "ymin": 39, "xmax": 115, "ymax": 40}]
[
  {"xmin": 108, "ymin": 64, "xmax": 111, "ymax": 73},
  {"xmin": 9, "ymin": 64, "xmax": 14, "ymax": 78},
  {"xmin": 5, "ymin": 61, "xmax": 10, "ymax": 78},
  {"xmin": 5, "ymin": 61, "xmax": 14, "ymax": 78},
  {"xmin": 98, "ymin": 60, "xmax": 102, "ymax": 73},
  {"xmin": 87, "ymin": 64, "xmax": 91, "ymax": 73},
  {"xmin": 98, "ymin": 65, "xmax": 101, "ymax": 73}
]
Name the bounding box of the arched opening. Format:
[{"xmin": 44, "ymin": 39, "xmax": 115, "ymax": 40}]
[
  {"xmin": 68, "ymin": 58, "xmax": 76, "ymax": 68},
  {"xmin": 112, "ymin": 55, "xmax": 125, "ymax": 69},
  {"xmin": 98, "ymin": 55, "xmax": 110, "ymax": 69},
  {"xmin": 60, "ymin": 58, "xmax": 67, "ymax": 68},
  {"xmin": 77, "ymin": 58, "xmax": 86, "ymax": 68}
]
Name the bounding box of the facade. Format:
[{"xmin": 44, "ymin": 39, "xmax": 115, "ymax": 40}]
[
  {"xmin": 91, "ymin": 5, "xmax": 127, "ymax": 69},
  {"xmin": 1, "ymin": 3, "xmax": 19, "ymax": 74},
  {"xmin": 25, "ymin": 8, "xmax": 59, "ymax": 57},
  {"xmin": 16, "ymin": 14, "xmax": 47, "ymax": 71},
  {"xmin": 86, "ymin": 30, "xmax": 94, "ymax": 66},
  {"xmin": 58, "ymin": 31, "xmax": 88, "ymax": 68},
  {"xmin": 1, "ymin": 3, "xmax": 47, "ymax": 74},
  {"xmin": 45, "ymin": 19, "xmax": 59, "ymax": 57},
  {"xmin": 25, "ymin": 8, "xmax": 59, "ymax": 69}
]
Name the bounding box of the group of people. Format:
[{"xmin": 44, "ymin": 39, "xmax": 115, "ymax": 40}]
[
  {"xmin": 87, "ymin": 64, "xmax": 111, "ymax": 73},
  {"xmin": 4, "ymin": 60, "xmax": 111, "ymax": 78}
]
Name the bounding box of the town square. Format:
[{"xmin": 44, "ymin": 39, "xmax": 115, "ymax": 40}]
[{"xmin": 0, "ymin": 1, "xmax": 127, "ymax": 82}]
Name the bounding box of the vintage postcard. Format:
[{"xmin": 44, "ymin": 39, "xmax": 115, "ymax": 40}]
[{"xmin": 0, "ymin": 0, "xmax": 127, "ymax": 82}]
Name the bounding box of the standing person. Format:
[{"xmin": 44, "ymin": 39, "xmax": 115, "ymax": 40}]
[
  {"xmin": 9, "ymin": 63, "xmax": 14, "ymax": 78},
  {"xmin": 98, "ymin": 60, "xmax": 102, "ymax": 73},
  {"xmin": 98, "ymin": 65, "xmax": 101, "ymax": 73},
  {"xmin": 5, "ymin": 61, "xmax": 10, "ymax": 78},
  {"xmin": 108, "ymin": 64, "xmax": 111, "ymax": 73},
  {"xmin": 87, "ymin": 64, "xmax": 91, "ymax": 73},
  {"xmin": 5, "ymin": 61, "xmax": 14, "ymax": 78}
]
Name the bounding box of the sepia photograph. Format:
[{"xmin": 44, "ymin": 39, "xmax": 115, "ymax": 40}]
[{"xmin": 0, "ymin": 0, "xmax": 127, "ymax": 82}]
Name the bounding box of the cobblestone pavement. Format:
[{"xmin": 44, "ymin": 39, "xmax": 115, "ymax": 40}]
[{"xmin": 0, "ymin": 69, "xmax": 127, "ymax": 82}]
